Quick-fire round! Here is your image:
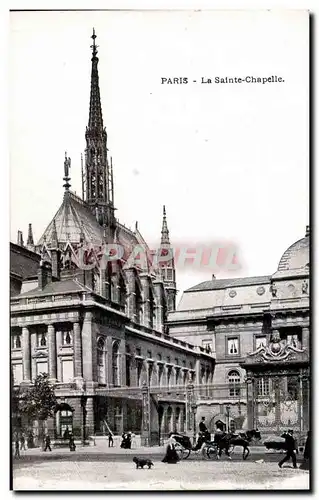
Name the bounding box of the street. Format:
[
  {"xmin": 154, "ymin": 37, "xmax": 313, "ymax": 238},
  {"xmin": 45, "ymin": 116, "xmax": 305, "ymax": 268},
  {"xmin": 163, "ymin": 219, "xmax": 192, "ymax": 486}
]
[{"xmin": 13, "ymin": 445, "xmax": 310, "ymax": 490}]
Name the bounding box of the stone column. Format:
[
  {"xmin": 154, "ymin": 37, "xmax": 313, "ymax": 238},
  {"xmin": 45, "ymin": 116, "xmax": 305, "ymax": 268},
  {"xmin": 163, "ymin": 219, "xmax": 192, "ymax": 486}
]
[
  {"xmin": 30, "ymin": 331, "xmax": 37, "ymax": 382},
  {"xmin": 302, "ymin": 327, "xmax": 309, "ymax": 351},
  {"xmin": 141, "ymin": 383, "xmax": 151, "ymax": 446},
  {"xmin": 82, "ymin": 312, "xmax": 93, "ymax": 383},
  {"xmin": 73, "ymin": 322, "xmax": 83, "ymax": 381},
  {"xmin": 153, "ymin": 281, "xmax": 165, "ymax": 333},
  {"xmin": 179, "ymin": 407, "xmax": 184, "ymax": 433},
  {"xmin": 85, "ymin": 397, "xmax": 95, "ymax": 438},
  {"xmin": 274, "ymin": 377, "xmax": 281, "ymax": 432},
  {"xmin": 106, "ymin": 336, "xmax": 113, "ymax": 385},
  {"xmin": 22, "ymin": 327, "xmax": 31, "ymax": 383},
  {"xmin": 195, "ymin": 359, "xmax": 201, "ymax": 386},
  {"xmin": 48, "ymin": 324, "xmax": 57, "ymax": 381},
  {"xmin": 140, "ymin": 275, "xmax": 150, "ymax": 327},
  {"xmin": 246, "ymin": 377, "xmax": 254, "ymax": 429},
  {"xmin": 171, "ymin": 406, "xmax": 176, "ymax": 432},
  {"xmin": 124, "ymin": 268, "xmax": 136, "ymax": 320}
]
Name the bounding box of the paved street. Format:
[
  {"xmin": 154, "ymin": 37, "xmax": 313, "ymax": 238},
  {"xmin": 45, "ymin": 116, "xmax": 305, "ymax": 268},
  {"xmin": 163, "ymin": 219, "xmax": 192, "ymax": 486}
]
[{"xmin": 13, "ymin": 445, "xmax": 310, "ymax": 490}]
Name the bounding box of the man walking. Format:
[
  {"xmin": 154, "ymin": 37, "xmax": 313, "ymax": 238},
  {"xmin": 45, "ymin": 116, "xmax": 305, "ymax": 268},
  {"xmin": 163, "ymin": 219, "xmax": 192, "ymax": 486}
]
[
  {"xmin": 108, "ymin": 432, "xmax": 114, "ymax": 447},
  {"xmin": 14, "ymin": 437, "xmax": 20, "ymax": 459},
  {"xmin": 44, "ymin": 434, "xmax": 52, "ymax": 452},
  {"xmin": 278, "ymin": 430, "xmax": 297, "ymax": 469},
  {"xmin": 20, "ymin": 433, "xmax": 26, "ymax": 451}
]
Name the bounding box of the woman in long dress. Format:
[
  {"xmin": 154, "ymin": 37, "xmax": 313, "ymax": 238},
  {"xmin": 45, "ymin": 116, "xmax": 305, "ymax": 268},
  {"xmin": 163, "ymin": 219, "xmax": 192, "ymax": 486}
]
[{"xmin": 162, "ymin": 436, "xmax": 180, "ymax": 464}]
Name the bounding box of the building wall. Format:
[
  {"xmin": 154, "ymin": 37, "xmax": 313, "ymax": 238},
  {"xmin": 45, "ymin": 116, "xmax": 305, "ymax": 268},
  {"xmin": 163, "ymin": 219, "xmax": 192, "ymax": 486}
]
[{"xmin": 10, "ymin": 243, "xmax": 40, "ymax": 296}]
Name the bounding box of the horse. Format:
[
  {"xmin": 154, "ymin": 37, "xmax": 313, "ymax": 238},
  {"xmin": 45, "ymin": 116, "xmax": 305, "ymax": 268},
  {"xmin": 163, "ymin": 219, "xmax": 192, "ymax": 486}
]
[{"xmin": 215, "ymin": 429, "xmax": 261, "ymax": 461}]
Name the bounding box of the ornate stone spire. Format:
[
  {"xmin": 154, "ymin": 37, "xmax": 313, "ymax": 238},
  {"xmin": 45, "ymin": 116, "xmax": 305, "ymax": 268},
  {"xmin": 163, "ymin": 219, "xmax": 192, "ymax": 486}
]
[
  {"xmin": 159, "ymin": 205, "xmax": 176, "ymax": 312},
  {"xmin": 84, "ymin": 29, "xmax": 115, "ymax": 233},
  {"xmin": 87, "ymin": 28, "xmax": 104, "ymax": 135},
  {"xmin": 161, "ymin": 205, "xmax": 170, "ymax": 245}
]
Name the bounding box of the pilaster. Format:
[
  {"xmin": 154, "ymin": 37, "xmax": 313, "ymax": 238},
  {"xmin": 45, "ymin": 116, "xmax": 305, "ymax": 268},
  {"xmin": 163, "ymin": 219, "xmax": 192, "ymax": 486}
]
[
  {"xmin": 73, "ymin": 322, "xmax": 83, "ymax": 382},
  {"xmin": 21, "ymin": 327, "xmax": 31, "ymax": 383},
  {"xmin": 82, "ymin": 311, "xmax": 93, "ymax": 382},
  {"xmin": 48, "ymin": 324, "xmax": 57, "ymax": 382}
]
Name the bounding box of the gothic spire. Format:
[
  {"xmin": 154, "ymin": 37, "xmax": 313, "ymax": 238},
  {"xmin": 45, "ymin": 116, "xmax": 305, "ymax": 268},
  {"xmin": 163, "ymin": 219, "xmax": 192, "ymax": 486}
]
[
  {"xmin": 87, "ymin": 28, "xmax": 104, "ymax": 135},
  {"xmin": 84, "ymin": 29, "xmax": 115, "ymax": 234},
  {"xmin": 161, "ymin": 205, "xmax": 170, "ymax": 245}
]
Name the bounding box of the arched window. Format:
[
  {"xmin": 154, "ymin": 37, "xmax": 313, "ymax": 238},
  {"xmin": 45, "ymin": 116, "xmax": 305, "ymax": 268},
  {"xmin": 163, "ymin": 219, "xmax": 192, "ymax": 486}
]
[
  {"xmin": 228, "ymin": 370, "xmax": 240, "ymax": 397},
  {"xmin": 175, "ymin": 407, "xmax": 180, "ymax": 432},
  {"xmin": 166, "ymin": 406, "xmax": 172, "ymax": 433},
  {"xmin": 112, "ymin": 341, "xmax": 120, "ymax": 386},
  {"xmin": 97, "ymin": 337, "xmax": 106, "ymax": 384},
  {"xmin": 125, "ymin": 344, "xmax": 131, "ymax": 387},
  {"xmin": 257, "ymin": 377, "xmax": 270, "ymax": 396}
]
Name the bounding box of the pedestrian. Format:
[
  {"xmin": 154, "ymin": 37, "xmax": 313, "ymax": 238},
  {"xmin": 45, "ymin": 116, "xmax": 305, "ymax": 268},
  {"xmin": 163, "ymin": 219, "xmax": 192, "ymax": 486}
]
[
  {"xmin": 20, "ymin": 433, "xmax": 26, "ymax": 451},
  {"xmin": 63, "ymin": 427, "xmax": 70, "ymax": 440},
  {"xmin": 278, "ymin": 429, "xmax": 297, "ymax": 469},
  {"xmin": 27, "ymin": 431, "xmax": 34, "ymax": 449},
  {"xmin": 14, "ymin": 437, "xmax": 20, "ymax": 459},
  {"xmin": 69, "ymin": 434, "xmax": 76, "ymax": 452},
  {"xmin": 162, "ymin": 435, "xmax": 180, "ymax": 464},
  {"xmin": 108, "ymin": 432, "xmax": 114, "ymax": 448},
  {"xmin": 300, "ymin": 431, "xmax": 310, "ymax": 470},
  {"xmin": 44, "ymin": 434, "xmax": 52, "ymax": 452}
]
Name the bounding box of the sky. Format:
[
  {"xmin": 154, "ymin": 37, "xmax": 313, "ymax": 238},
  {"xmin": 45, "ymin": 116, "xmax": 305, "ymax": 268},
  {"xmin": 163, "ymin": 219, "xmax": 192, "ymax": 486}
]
[{"xmin": 9, "ymin": 10, "xmax": 309, "ymax": 301}]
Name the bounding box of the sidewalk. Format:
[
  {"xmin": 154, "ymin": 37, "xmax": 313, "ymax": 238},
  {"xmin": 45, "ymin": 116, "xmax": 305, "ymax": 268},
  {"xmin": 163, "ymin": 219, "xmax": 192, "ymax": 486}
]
[{"xmin": 17, "ymin": 443, "xmax": 269, "ymax": 457}]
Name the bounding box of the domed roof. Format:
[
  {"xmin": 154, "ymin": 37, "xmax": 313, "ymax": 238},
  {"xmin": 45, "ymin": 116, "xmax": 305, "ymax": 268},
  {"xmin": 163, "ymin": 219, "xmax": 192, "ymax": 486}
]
[{"xmin": 277, "ymin": 226, "xmax": 309, "ymax": 271}]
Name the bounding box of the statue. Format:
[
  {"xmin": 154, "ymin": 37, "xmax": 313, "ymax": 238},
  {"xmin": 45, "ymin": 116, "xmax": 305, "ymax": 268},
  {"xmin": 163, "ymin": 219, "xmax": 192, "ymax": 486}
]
[
  {"xmin": 302, "ymin": 280, "xmax": 308, "ymax": 295},
  {"xmin": 270, "ymin": 283, "xmax": 277, "ymax": 297},
  {"xmin": 64, "ymin": 153, "xmax": 71, "ymax": 178}
]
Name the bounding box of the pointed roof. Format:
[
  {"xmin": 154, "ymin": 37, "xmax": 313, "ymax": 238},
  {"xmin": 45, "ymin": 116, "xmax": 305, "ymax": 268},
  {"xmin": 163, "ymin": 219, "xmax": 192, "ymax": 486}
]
[
  {"xmin": 86, "ymin": 28, "xmax": 104, "ymax": 136},
  {"xmin": 161, "ymin": 205, "xmax": 170, "ymax": 245},
  {"xmin": 38, "ymin": 191, "xmax": 104, "ymax": 246}
]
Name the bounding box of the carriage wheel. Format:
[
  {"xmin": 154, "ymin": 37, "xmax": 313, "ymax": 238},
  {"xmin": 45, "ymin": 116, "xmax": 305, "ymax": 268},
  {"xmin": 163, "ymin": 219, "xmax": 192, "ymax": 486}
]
[
  {"xmin": 206, "ymin": 445, "xmax": 218, "ymax": 460},
  {"xmin": 174, "ymin": 443, "xmax": 190, "ymax": 460}
]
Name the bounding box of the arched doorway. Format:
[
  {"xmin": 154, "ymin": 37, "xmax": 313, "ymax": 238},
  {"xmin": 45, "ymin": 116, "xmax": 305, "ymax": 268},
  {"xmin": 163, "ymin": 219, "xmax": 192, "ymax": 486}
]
[{"xmin": 55, "ymin": 403, "xmax": 74, "ymax": 439}]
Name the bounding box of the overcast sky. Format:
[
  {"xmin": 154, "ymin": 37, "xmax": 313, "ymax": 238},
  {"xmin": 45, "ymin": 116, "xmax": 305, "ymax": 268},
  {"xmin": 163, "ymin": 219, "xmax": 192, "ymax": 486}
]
[{"xmin": 9, "ymin": 10, "xmax": 309, "ymax": 299}]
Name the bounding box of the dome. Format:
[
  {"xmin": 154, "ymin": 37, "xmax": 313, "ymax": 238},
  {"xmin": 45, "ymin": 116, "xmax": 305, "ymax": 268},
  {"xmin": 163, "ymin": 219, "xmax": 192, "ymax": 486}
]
[{"xmin": 277, "ymin": 226, "xmax": 309, "ymax": 271}]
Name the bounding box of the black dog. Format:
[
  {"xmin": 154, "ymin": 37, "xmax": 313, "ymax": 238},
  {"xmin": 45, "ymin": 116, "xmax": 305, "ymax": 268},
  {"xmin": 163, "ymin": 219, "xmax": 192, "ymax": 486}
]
[{"xmin": 133, "ymin": 457, "xmax": 154, "ymax": 469}]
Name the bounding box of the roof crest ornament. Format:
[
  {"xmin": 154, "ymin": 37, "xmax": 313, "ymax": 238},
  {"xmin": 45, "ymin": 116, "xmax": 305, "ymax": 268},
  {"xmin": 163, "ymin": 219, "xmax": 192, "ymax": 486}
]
[{"xmin": 63, "ymin": 152, "xmax": 71, "ymax": 191}]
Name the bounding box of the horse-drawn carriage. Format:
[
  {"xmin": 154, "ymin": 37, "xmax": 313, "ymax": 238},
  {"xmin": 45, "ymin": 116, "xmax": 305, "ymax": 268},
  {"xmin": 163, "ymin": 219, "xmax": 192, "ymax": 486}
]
[{"xmin": 170, "ymin": 430, "xmax": 261, "ymax": 461}]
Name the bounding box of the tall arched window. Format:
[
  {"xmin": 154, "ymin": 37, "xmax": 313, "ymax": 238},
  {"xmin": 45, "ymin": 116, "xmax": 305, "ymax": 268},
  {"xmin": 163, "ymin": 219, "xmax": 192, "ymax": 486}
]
[
  {"xmin": 228, "ymin": 370, "xmax": 240, "ymax": 397},
  {"xmin": 112, "ymin": 341, "xmax": 120, "ymax": 386},
  {"xmin": 97, "ymin": 337, "xmax": 106, "ymax": 384},
  {"xmin": 125, "ymin": 344, "xmax": 131, "ymax": 387}
]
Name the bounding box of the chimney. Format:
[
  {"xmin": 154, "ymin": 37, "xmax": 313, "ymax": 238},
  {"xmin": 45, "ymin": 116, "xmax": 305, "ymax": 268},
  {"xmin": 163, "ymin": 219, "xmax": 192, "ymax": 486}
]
[
  {"xmin": 17, "ymin": 230, "xmax": 24, "ymax": 247},
  {"xmin": 38, "ymin": 261, "xmax": 52, "ymax": 290},
  {"xmin": 27, "ymin": 223, "xmax": 34, "ymax": 248}
]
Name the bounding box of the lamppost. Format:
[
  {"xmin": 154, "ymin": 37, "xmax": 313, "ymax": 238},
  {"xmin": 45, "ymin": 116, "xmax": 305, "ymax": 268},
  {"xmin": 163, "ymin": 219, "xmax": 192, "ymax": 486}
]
[
  {"xmin": 191, "ymin": 403, "xmax": 197, "ymax": 446},
  {"xmin": 225, "ymin": 405, "xmax": 230, "ymax": 433}
]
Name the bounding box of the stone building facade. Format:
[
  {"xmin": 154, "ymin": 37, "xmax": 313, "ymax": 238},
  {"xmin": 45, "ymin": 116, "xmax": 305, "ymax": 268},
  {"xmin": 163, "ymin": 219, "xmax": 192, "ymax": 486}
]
[
  {"xmin": 10, "ymin": 30, "xmax": 214, "ymax": 445},
  {"xmin": 168, "ymin": 228, "xmax": 310, "ymax": 436}
]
